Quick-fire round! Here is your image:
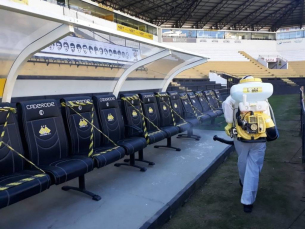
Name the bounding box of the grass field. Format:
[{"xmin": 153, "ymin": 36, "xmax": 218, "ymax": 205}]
[{"xmin": 162, "ymin": 94, "xmax": 305, "ymax": 229}]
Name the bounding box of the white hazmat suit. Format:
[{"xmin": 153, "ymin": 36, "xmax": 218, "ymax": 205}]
[{"xmin": 222, "ymin": 95, "xmax": 269, "ymax": 205}]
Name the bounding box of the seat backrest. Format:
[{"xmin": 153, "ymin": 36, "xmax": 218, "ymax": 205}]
[
  {"xmin": 204, "ymin": 90, "xmax": 219, "ymax": 109},
  {"xmin": 155, "ymin": 92, "xmax": 175, "ymax": 127},
  {"xmin": 187, "ymin": 92, "xmax": 203, "ymax": 113},
  {"xmin": 138, "ymin": 92, "xmax": 161, "ymax": 132},
  {"xmin": 212, "ymin": 89, "xmax": 223, "ymax": 106},
  {"xmin": 195, "ymin": 91, "xmax": 213, "ymax": 112},
  {"xmin": 19, "ymin": 99, "xmax": 69, "ymax": 166},
  {"xmin": 120, "ymin": 93, "xmax": 145, "ymax": 138},
  {"xmin": 93, "ymin": 94, "xmax": 125, "ymax": 145},
  {"xmin": 61, "ymin": 96, "xmax": 102, "ymax": 155},
  {"xmin": 179, "ymin": 92, "xmax": 197, "ymax": 119},
  {"xmin": 0, "ymin": 103, "xmax": 25, "ymax": 175},
  {"xmin": 167, "ymin": 91, "xmax": 184, "ymax": 123}
]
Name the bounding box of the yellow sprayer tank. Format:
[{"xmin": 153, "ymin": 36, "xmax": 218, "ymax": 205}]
[{"xmin": 230, "ymin": 81, "xmax": 273, "ymax": 103}]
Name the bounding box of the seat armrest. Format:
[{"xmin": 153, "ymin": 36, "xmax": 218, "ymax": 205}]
[{"xmin": 125, "ymin": 125, "xmax": 144, "ymax": 137}]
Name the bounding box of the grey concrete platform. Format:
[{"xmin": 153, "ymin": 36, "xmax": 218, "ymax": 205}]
[{"xmin": 0, "ymin": 130, "xmax": 232, "ymax": 229}]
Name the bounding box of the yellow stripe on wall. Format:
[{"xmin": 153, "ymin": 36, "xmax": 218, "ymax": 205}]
[
  {"xmin": 0, "ymin": 79, "xmax": 6, "ymax": 97},
  {"xmin": 117, "ymin": 24, "xmax": 153, "ymax": 40},
  {"xmin": 11, "ymin": 0, "xmax": 28, "ymax": 5}
]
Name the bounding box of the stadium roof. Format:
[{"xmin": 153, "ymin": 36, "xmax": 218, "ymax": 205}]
[{"xmin": 96, "ymin": 0, "xmax": 305, "ymax": 31}]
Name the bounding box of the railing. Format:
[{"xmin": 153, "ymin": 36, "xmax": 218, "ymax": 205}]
[
  {"xmin": 258, "ymin": 55, "xmax": 288, "ymax": 63},
  {"xmin": 300, "ymin": 87, "xmax": 305, "ymax": 165}
]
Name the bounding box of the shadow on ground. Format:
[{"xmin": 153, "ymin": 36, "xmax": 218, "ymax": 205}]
[{"xmin": 162, "ymin": 94, "xmax": 305, "ymax": 229}]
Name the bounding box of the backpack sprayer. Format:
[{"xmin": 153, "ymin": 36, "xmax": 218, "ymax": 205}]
[{"xmin": 214, "ymin": 77, "xmax": 278, "ymax": 145}]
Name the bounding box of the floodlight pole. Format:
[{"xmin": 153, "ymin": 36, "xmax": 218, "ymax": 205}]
[
  {"xmin": 2, "ymin": 24, "xmax": 74, "ymax": 102},
  {"xmin": 161, "ymin": 58, "xmax": 208, "ymax": 92},
  {"xmin": 113, "ymin": 49, "xmax": 172, "ymax": 97}
]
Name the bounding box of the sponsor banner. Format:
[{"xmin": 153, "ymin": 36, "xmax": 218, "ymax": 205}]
[
  {"xmin": 162, "ymin": 37, "xmax": 197, "ymax": 43},
  {"xmin": 162, "ymin": 29, "xmax": 197, "ymax": 38},
  {"xmin": 11, "ymin": 0, "xmax": 28, "ymax": 4},
  {"xmin": 42, "ymin": 36, "xmax": 141, "ymax": 62},
  {"xmin": 98, "ymin": 3, "xmax": 113, "ymax": 12},
  {"xmin": 117, "ymin": 24, "xmax": 153, "ymax": 40}
]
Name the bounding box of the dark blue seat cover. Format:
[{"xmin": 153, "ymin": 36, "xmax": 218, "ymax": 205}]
[
  {"xmin": 154, "ymin": 92, "xmax": 179, "ymax": 136},
  {"xmin": 61, "ymin": 96, "xmax": 125, "ymax": 169},
  {"xmin": 139, "ymin": 92, "xmax": 175, "ymax": 139},
  {"xmin": 167, "ymin": 91, "xmax": 191, "ymax": 133},
  {"xmin": 93, "ymin": 94, "xmax": 146, "ymax": 157},
  {"xmin": 0, "ymin": 103, "xmax": 51, "ymax": 209},
  {"xmin": 203, "ymin": 90, "xmax": 223, "ymax": 116},
  {"xmin": 120, "ymin": 93, "xmax": 166, "ymax": 145},
  {"xmin": 212, "ymin": 89, "xmax": 224, "ymax": 107},
  {"xmin": 187, "ymin": 92, "xmax": 211, "ymax": 122},
  {"xmin": 195, "ymin": 91, "xmax": 218, "ymax": 118},
  {"xmin": 18, "ymin": 99, "xmax": 94, "ymax": 185},
  {"xmin": 179, "ymin": 92, "xmax": 200, "ymax": 127}
]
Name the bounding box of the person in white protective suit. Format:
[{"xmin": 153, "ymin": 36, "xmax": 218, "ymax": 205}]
[{"xmin": 222, "ymin": 75, "xmax": 278, "ymax": 213}]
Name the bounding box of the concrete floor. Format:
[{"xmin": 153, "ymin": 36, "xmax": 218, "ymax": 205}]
[{"xmin": 0, "ymin": 130, "xmax": 230, "ymax": 229}]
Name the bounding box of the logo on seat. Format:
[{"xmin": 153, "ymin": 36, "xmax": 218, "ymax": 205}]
[
  {"xmin": 79, "ymin": 119, "xmax": 88, "ymax": 128},
  {"xmin": 132, "ymin": 110, "xmax": 137, "ymax": 117},
  {"xmin": 131, "ymin": 100, "xmax": 134, "ymax": 104},
  {"xmin": 78, "ymin": 106, "xmax": 82, "ymax": 111},
  {"xmin": 200, "ymin": 99, "xmax": 203, "ymax": 101},
  {"xmin": 163, "ymin": 105, "xmax": 167, "ymax": 110},
  {"xmin": 107, "ymin": 113, "xmax": 114, "ymax": 122},
  {"xmin": 192, "ymin": 99, "xmax": 196, "ymax": 103},
  {"xmin": 39, "ymin": 125, "xmax": 51, "ymax": 136},
  {"xmin": 148, "ymin": 107, "xmax": 153, "ymax": 114},
  {"xmin": 174, "ymin": 103, "xmax": 178, "ymax": 108},
  {"xmin": 106, "ymin": 102, "xmax": 109, "ymax": 107},
  {"xmin": 184, "ymin": 101, "xmax": 187, "ymax": 105},
  {"xmin": 39, "ymin": 110, "xmax": 44, "ymax": 116}
]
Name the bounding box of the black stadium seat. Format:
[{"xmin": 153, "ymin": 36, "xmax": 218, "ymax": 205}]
[
  {"xmin": 18, "ymin": 99, "xmax": 100, "ymax": 201},
  {"xmin": 139, "ymin": 92, "xmax": 180, "ymax": 151},
  {"xmin": 186, "ymin": 92, "xmax": 210, "ymax": 122},
  {"xmin": 179, "ymin": 92, "xmax": 201, "ymax": 127},
  {"xmin": 203, "ymin": 90, "xmax": 223, "ymax": 116},
  {"xmin": 212, "ymin": 89, "xmax": 224, "ymax": 107},
  {"xmin": 194, "ymin": 91, "xmax": 218, "ymax": 119},
  {"xmin": 120, "ymin": 93, "xmax": 162, "ymax": 167},
  {"xmin": 0, "ymin": 103, "xmax": 51, "ymax": 209},
  {"xmin": 93, "ymin": 94, "xmax": 148, "ymax": 172},
  {"xmin": 167, "ymin": 91, "xmax": 200, "ymax": 141},
  {"xmin": 154, "ymin": 92, "xmax": 181, "ymax": 151},
  {"xmin": 167, "ymin": 91, "xmax": 191, "ymax": 133},
  {"xmin": 61, "ymin": 96, "xmax": 125, "ymax": 169}
]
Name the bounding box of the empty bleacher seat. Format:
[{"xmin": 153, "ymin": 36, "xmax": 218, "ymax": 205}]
[
  {"xmin": 167, "ymin": 91, "xmax": 192, "ymax": 133},
  {"xmin": 61, "ymin": 96, "xmax": 125, "ymax": 169},
  {"xmin": 195, "ymin": 91, "xmax": 218, "ymax": 118},
  {"xmin": 187, "ymin": 92, "xmax": 210, "ymax": 122},
  {"xmin": 154, "ymin": 92, "xmax": 181, "ymax": 151},
  {"xmin": 139, "ymin": 92, "xmax": 180, "ymax": 151},
  {"xmin": 168, "ymin": 91, "xmax": 201, "ymax": 140},
  {"xmin": 179, "ymin": 92, "xmax": 201, "ymax": 127},
  {"xmin": 0, "ymin": 103, "xmax": 51, "ymax": 209},
  {"xmin": 18, "ymin": 99, "xmax": 100, "ymax": 200},
  {"xmin": 203, "ymin": 90, "xmax": 223, "ymax": 116},
  {"xmin": 93, "ymin": 94, "xmax": 148, "ymax": 171},
  {"xmin": 212, "ymin": 89, "xmax": 224, "ymax": 107}
]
